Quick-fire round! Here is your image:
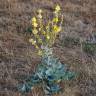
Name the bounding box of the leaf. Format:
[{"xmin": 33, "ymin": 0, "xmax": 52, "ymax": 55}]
[
  {"xmin": 18, "ymin": 47, "xmax": 76, "ymax": 95},
  {"xmin": 26, "ymin": 26, "xmax": 32, "ymax": 34},
  {"xmin": 62, "ymin": 71, "xmax": 76, "ymax": 80},
  {"xmin": 18, "ymin": 83, "xmax": 32, "ymax": 93},
  {"xmin": 45, "ymin": 83, "xmax": 61, "ymax": 94}
]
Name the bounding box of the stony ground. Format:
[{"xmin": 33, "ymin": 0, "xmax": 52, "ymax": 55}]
[{"xmin": 0, "ymin": 0, "xmax": 96, "ymax": 96}]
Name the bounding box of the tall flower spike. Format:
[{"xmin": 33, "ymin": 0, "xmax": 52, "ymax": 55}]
[{"xmin": 19, "ymin": 5, "xmax": 76, "ymax": 95}]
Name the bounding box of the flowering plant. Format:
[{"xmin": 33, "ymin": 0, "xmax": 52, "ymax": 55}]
[{"xmin": 18, "ymin": 5, "xmax": 75, "ymax": 95}]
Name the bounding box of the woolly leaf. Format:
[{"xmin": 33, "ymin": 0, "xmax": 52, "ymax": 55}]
[
  {"xmin": 18, "ymin": 47, "xmax": 76, "ymax": 95},
  {"xmin": 45, "ymin": 83, "xmax": 61, "ymax": 94}
]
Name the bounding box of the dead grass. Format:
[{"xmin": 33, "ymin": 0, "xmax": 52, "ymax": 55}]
[{"xmin": 0, "ymin": 0, "xmax": 96, "ymax": 96}]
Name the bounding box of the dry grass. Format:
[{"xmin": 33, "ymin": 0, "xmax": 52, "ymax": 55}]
[{"xmin": 0, "ymin": 0, "xmax": 96, "ymax": 96}]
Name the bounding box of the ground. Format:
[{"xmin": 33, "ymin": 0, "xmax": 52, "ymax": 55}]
[{"xmin": 0, "ymin": 0, "xmax": 96, "ymax": 96}]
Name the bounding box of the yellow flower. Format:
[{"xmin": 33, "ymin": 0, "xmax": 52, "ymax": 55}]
[
  {"xmin": 38, "ymin": 9, "xmax": 42, "ymax": 13},
  {"xmin": 31, "ymin": 17, "xmax": 38, "ymax": 27},
  {"xmin": 32, "ymin": 22, "xmax": 38, "ymax": 27},
  {"xmin": 53, "ymin": 17, "xmax": 59, "ymax": 23},
  {"xmin": 31, "ymin": 17, "xmax": 37, "ymax": 22},
  {"xmin": 53, "ymin": 25, "xmax": 61, "ymax": 33},
  {"xmin": 46, "ymin": 35, "xmax": 50, "ymax": 40},
  {"xmin": 29, "ymin": 39, "xmax": 36, "ymax": 45},
  {"xmin": 55, "ymin": 5, "xmax": 61, "ymax": 12},
  {"xmin": 32, "ymin": 29, "xmax": 38, "ymax": 34},
  {"xmin": 38, "ymin": 50, "xmax": 42, "ymax": 56}
]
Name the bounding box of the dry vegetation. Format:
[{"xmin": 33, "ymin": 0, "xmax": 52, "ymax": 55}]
[{"xmin": 0, "ymin": 0, "xmax": 96, "ymax": 96}]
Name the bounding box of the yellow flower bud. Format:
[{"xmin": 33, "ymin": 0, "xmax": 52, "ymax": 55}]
[
  {"xmin": 46, "ymin": 35, "xmax": 50, "ymax": 40},
  {"xmin": 55, "ymin": 5, "xmax": 61, "ymax": 12},
  {"xmin": 53, "ymin": 17, "xmax": 59, "ymax": 23},
  {"xmin": 38, "ymin": 9, "xmax": 42, "ymax": 13},
  {"xmin": 32, "ymin": 22, "xmax": 38, "ymax": 27},
  {"xmin": 39, "ymin": 28, "xmax": 41, "ymax": 31},
  {"xmin": 29, "ymin": 38, "xmax": 36, "ymax": 45},
  {"xmin": 32, "ymin": 29, "xmax": 38, "ymax": 35},
  {"xmin": 31, "ymin": 17, "xmax": 37, "ymax": 22}
]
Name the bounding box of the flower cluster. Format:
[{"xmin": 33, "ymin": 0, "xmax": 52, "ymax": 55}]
[{"xmin": 29, "ymin": 5, "xmax": 63, "ymax": 56}]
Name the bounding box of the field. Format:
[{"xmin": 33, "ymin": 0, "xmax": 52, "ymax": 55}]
[{"xmin": 0, "ymin": 0, "xmax": 96, "ymax": 96}]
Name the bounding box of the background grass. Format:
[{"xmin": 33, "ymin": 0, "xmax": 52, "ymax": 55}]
[{"xmin": 0, "ymin": 0, "xmax": 96, "ymax": 96}]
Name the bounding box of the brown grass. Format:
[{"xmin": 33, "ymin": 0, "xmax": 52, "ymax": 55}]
[{"xmin": 0, "ymin": 0, "xmax": 96, "ymax": 96}]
